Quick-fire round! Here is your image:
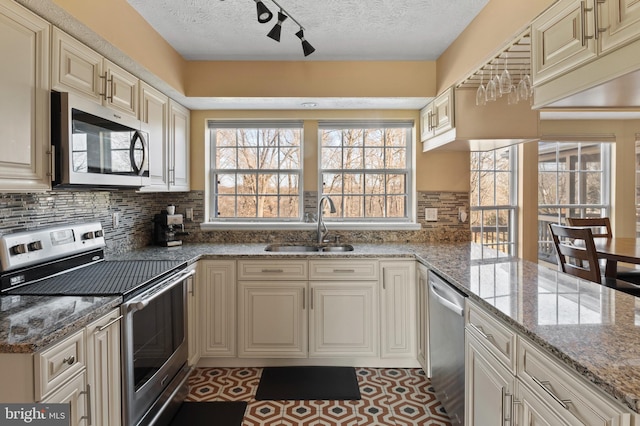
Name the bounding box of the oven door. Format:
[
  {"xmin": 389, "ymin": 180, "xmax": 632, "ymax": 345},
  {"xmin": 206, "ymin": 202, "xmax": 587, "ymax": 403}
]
[{"xmin": 121, "ymin": 268, "xmax": 194, "ymax": 426}]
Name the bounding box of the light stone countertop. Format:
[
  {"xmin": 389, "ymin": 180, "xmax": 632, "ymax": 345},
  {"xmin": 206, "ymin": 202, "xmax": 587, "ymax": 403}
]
[{"xmin": 3, "ymin": 241, "xmax": 640, "ymax": 414}]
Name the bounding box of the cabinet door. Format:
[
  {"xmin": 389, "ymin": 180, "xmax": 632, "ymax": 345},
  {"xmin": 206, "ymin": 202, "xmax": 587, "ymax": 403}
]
[
  {"xmin": 238, "ymin": 281, "xmax": 307, "ymax": 358},
  {"xmin": 104, "ymin": 59, "xmax": 138, "ymax": 118},
  {"xmin": 531, "ymin": 0, "xmax": 598, "ymax": 85},
  {"xmin": 308, "ymin": 282, "xmax": 378, "ymax": 357},
  {"xmin": 466, "ymin": 332, "xmax": 516, "ymax": 426},
  {"xmin": 51, "ymin": 27, "xmax": 103, "ymax": 103},
  {"xmin": 42, "ymin": 371, "xmax": 88, "ymax": 426},
  {"xmin": 0, "ymin": 0, "xmax": 51, "ymax": 192},
  {"xmin": 380, "ymin": 261, "xmax": 416, "ymax": 358},
  {"xmin": 516, "ymin": 382, "xmax": 570, "ymax": 426},
  {"xmin": 186, "ymin": 263, "xmax": 201, "ymax": 364},
  {"xmin": 168, "ymin": 99, "xmax": 190, "ymax": 191},
  {"xmin": 200, "ymin": 260, "xmax": 236, "ymax": 358},
  {"xmin": 419, "ymin": 105, "xmax": 434, "ymax": 141},
  {"xmin": 416, "ymin": 263, "xmax": 429, "ymax": 374},
  {"xmin": 431, "ymin": 87, "xmax": 454, "ymax": 136},
  {"xmin": 86, "ymin": 309, "xmax": 121, "ymax": 426},
  {"xmin": 599, "ymin": 0, "xmax": 640, "ymax": 53},
  {"xmin": 139, "ymin": 81, "xmax": 169, "ymax": 191}
]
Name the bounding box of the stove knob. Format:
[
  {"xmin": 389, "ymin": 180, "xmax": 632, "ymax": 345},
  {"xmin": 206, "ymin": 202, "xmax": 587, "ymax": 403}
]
[
  {"xmin": 94, "ymin": 230, "xmax": 104, "ymax": 238},
  {"xmin": 10, "ymin": 244, "xmax": 27, "ymax": 255},
  {"xmin": 82, "ymin": 231, "xmax": 95, "ymax": 240},
  {"xmin": 28, "ymin": 241, "xmax": 43, "ymax": 251}
]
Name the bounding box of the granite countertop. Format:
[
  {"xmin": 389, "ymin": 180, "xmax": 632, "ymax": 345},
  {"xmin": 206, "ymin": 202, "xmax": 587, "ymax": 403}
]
[
  {"xmin": 0, "ymin": 295, "xmax": 122, "ymax": 353},
  {"xmin": 3, "ymin": 241, "xmax": 640, "ymax": 413}
]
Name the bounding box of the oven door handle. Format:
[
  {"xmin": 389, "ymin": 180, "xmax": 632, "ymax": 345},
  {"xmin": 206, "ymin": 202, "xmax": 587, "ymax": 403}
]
[{"xmin": 125, "ymin": 269, "xmax": 195, "ymax": 312}]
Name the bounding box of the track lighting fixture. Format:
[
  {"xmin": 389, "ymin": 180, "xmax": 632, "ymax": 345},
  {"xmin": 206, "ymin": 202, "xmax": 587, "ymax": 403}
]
[
  {"xmin": 267, "ymin": 11, "xmax": 288, "ymax": 42},
  {"xmin": 254, "ymin": 0, "xmax": 273, "ymax": 23},
  {"xmin": 295, "ymin": 28, "xmax": 315, "ymax": 57},
  {"xmin": 250, "ymin": 0, "xmax": 316, "ymax": 56}
]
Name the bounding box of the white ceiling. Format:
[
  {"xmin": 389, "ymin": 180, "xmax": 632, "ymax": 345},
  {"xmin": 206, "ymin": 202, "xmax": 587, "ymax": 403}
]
[{"xmin": 125, "ymin": 0, "xmax": 489, "ymax": 110}]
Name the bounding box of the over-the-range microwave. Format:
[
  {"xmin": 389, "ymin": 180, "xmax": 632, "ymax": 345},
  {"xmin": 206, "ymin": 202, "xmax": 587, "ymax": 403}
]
[{"xmin": 51, "ymin": 91, "xmax": 149, "ymax": 188}]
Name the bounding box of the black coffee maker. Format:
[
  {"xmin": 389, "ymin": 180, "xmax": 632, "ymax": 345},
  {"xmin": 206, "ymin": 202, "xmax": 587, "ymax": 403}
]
[{"xmin": 153, "ymin": 210, "xmax": 188, "ymax": 246}]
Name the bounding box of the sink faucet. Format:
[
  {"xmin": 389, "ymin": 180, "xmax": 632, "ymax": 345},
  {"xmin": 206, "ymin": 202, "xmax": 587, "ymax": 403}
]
[{"xmin": 317, "ymin": 195, "xmax": 336, "ymax": 244}]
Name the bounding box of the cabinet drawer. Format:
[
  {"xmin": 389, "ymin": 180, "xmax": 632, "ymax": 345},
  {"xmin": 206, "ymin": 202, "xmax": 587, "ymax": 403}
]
[
  {"xmin": 466, "ymin": 300, "xmax": 516, "ymax": 373},
  {"xmin": 309, "ymin": 260, "xmax": 379, "ymax": 280},
  {"xmin": 517, "ymin": 338, "xmax": 631, "ymax": 425},
  {"xmin": 35, "ymin": 329, "xmax": 85, "ymax": 400},
  {"xmin": 238, "ymin": 260, "xmax": 308, "ymax": 280}
]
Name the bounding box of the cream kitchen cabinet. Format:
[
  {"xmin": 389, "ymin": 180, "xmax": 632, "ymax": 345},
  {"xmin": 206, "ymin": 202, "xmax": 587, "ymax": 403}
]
[
  {"xmin": 199, "ymin": 260, "xmax": 235, "ymax": 358},
  {"xmin": 308, "ymin": 282, "xmax": 378, "ymax": 357},
  {"xmin": 465, "ymin": 331, "xmax": 516, "ymax": 426},
  {"xmin": 380, "ymin": 260, "xmax": 416, "ymax": 358},
  {"xmin": 42, "ymin": 371, "xmax": 88, "ymax": 426},
  {"xmin": 85, "ymin": 309, "xmax": 121, "ymax": 426},
  {"xmin": 139, "ymin": 81, "xmax": 170, "ymax": 191},
  {"xmin": 416, "ymin": 263, "xmax": 429, "ymax": 373},
  {"xmin": 599, "ymin": 0, "xmax": 640, "ymax": 53},
  {"xmin": 52, "ymin": 27, "xmax": 138, "ymax": 117},
  {"xmin": 419, "ymin": 87, "xmax": 454, "ymax": 142},
  {"xmin": 167, "ymin": 99, "xmax": 190, "ymax": 191},
  {"xmin": 186, "ymin": 262, "xmax": 201, "ymax": 364},
  {"xmin": 0, "ymin": 0, "xmax": 51, "ymax": 192}
]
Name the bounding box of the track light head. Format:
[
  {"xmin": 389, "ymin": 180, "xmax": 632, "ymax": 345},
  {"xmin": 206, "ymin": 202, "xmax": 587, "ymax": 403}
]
[
  {"xmin": 267, "ymin": 11, "xmax": 288, "ymax": 42},
  {"xmin": 295, "ymin": 28, "xmax": 315, "ymax": 56},
  {"xmin": 254, "ymin": 0, "xmax": 273, "ymax": 23}
]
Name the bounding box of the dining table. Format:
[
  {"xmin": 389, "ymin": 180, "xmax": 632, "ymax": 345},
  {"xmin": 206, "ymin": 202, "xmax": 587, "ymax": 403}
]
[{"xmin": 593, "ymin": 237, "xmax": 640, "ymax": 278}]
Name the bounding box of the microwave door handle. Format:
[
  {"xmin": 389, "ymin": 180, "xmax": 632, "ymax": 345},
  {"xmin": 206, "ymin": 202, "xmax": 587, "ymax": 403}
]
[{"xmin": 130, "ymin": 130, "xmax": 146, "ymax": 176}]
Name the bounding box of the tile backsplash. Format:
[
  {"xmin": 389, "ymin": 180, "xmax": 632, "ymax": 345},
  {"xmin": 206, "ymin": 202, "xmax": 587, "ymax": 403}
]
[{"xmin": 0, "ymin": 190, "xmax": 469, "ymax": 254}]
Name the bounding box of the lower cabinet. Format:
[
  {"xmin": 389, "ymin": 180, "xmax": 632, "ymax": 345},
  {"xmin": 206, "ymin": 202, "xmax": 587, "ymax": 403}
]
[
  {"xmin": 41, "ymin": 371, "xmax": 88, "ymax": 425},
  {"xmin": 416, "ymin": 263, "xmax": 429, "ymax": 373},
  {"xmin": 238, "ymin": 281, "xmax": 308, "ymax": 358},
  {"xmin": 85, "ymin": 309, "xmax": 122, "ymax": 426},
  {"xmin": 309, "ymin": 281, "xmax": 378, "ymax": 357},
  {"xmin": 380, "ymin": 260, "xmax": 416, "ymax": 358},
  {"xmin": 199, "ymin": 260, "xmax": 236, "ymax": 358}
]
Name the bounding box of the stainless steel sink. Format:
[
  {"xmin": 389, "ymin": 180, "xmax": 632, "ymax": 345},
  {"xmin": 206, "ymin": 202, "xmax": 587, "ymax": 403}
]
[{"xmin": 264, "ymin": 243, "xmax": 354, "ymax": 252}]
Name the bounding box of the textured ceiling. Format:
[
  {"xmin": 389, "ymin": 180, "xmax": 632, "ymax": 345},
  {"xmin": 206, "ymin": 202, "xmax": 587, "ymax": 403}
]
[{"xmin": 126, "ymin": 0, "xmax": 489, "ymax": 61}]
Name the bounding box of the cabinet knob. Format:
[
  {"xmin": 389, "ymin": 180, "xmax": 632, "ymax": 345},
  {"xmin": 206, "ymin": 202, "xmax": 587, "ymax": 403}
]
[{"xmin": 62, "ymin": 356, "xmax": 75, "ymax": 365}]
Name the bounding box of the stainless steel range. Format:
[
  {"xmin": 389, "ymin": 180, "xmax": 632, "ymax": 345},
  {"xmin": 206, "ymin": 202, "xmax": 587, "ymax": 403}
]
[{"xmin": 0, "ymin": 222, "xmax": 193, "ymax": 426}]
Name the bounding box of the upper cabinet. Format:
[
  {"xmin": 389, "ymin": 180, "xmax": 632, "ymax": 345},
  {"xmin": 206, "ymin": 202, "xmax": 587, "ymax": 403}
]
[
  {"xmin": 139, "ymin": 81, "xmax": 170, "ymax": 190},
  {"xmin": 0, "ymin": 0, "xmax": 51, "ymax": 192},
  {"xmin": 532, "ymin": 0, "xmax": 640, "ymax": 108},
  {"xmin": 420, "ymin": 87, "xmax": 454, "ymax": 141},
  {"xmin": 52, "ymin": 28, "xmax": 138, "ymax": 118},
  {"xmin": 168, "ymin": 99, "xmax": 190, "ymax": 192}
]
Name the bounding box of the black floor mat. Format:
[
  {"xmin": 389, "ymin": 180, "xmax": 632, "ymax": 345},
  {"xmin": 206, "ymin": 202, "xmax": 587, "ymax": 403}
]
[
  {"xmin": 169, "ymin": 401, "xmax": 247, "ymax": 426},
  {"xmin": 255, "ymin": 366, "xmax": 361, "ymax": 400}
]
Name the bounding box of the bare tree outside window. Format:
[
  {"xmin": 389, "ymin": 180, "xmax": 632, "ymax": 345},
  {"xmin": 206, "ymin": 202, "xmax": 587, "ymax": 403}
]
[
  {"xmin": 319, "ymin": 123, "xmax": 411, "ymax": 221},
  {"xmin": 210, "ymin": 123, "xmax": 303, "ymax": 220}
]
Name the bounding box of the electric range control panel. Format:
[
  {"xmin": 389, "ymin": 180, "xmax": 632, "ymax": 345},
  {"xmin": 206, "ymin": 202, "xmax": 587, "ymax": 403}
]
[{"xmin": 0, "ymin": 222, "xmax": 106, "ymax": 272}]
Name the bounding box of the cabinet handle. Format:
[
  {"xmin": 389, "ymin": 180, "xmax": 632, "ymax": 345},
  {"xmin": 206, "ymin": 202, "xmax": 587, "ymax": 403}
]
[
  {"xmin": 96, "ymin": 315, "xmax": 123, "ymax": 333},
  {"xmin": 310, "ymin": 288, "xmax": 314, "ymax": 310},
  {"xmin": 81, "ymin": 384, "xmax": 92, "ymax": 425},
  {"xmin": 502, "ymin": 388, "xmax": 515, "ymax": 425},
  {"xmin": 500, "ymin": 387, "xmax": 505, "ymax": 425},
  {"xmin": 468, "ymin": 323, "xmax": 493, "ymax": 341},
  {"xmin": 62, "ymin": 356, "xmax": 75, "ymax": 365},
  {"xmin": 169, "ymin": 168, "xmax": 176, "ymax": 185},
  {"xmin": 581, "ymin": 1, "xmax": 594, "ymax": 46},
  {"xmin": 188, "ymin": 275, "xmax": 195, "ymax": 296},
  {"xmin": 261, "ymin": 269, "xmax": 284, "ymax": 273},
  {"xmin": 332, "ymin": 269, "xmax": 355, "ymax": 273},
  {"xmin": 48, "ymin": 145, "xmax": 55, "ymax": 179},
  {"xmin": 594, "ymin": 0, "xmax": 606, "ymax": 39},
  {"xmin": 302, "ymin": 287, "xmax": 306, "ymax": 310},
  {"xmin": 99, "ymin": 72, "xmax": 108, "ymax": 100},
  {"xmin": 531, "ymin": 375, "xmax": 571, "ymax": 410}
]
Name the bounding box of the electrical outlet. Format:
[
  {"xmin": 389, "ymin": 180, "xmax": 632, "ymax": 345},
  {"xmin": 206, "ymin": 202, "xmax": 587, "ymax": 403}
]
[
  {"xmin": 425, "ymin": 208, "xmax": 438, "ymax": 222},
  {"xmin": 112, "ymin": 212, "xmax": 120, "ymax": 228}
]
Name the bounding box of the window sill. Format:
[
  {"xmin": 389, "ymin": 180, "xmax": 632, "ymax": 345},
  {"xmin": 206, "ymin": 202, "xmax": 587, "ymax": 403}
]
[{"xmin": 199, "ymin": 222, "xmax": 422, "ymax": 231}]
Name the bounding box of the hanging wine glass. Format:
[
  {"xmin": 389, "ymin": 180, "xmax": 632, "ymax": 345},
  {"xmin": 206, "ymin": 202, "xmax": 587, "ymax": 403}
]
[
  {"xmin": 499, "ymin": 53, "xmax": 512, "ymax": 95},
  {"xmin": 508, "ymin": 83, "xmax": 519, "ymax": 105},
  {"xmin": 517, "ymin": 65, "xmax": 529, "ymax": 101},
  {"xmin": 493, "ymin": 64, "xmax": 502, "ymax": 97},
  {"xmin": 476, "ymin": 70, "xmax": 486, "ymax": 106},
  {"xmin": 486, "ymin": 65, "xmax": 497, "ymax": 102}
]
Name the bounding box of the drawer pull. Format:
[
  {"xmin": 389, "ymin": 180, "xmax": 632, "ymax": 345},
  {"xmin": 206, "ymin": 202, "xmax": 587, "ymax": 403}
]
[
  {"xmin": 469, "ymin": 323, "xmax": 493, "ymax": 341},
  {"xmin": 532, "ymin": 376, "xmax": 571, "ymax": 410},
  {"xmin": 96, "ymin": 315, "xmax": 123, "ymax": 333},
  {"xmin": 261, "ymin": 269, "xmax": 284, "ymax": 273},
  {"xmin": 332, "ymin": 269, "xmax": 355, "ymax": 273},
  {"xmin": 62, "ymin": 356, "xmax": 75, "ymax": 366}
]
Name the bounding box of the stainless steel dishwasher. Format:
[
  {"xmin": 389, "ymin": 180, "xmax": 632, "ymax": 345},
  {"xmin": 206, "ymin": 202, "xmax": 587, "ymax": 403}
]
[{"xmin": 428, "ymin": 270, "xmax": 467, "ymax": 425}]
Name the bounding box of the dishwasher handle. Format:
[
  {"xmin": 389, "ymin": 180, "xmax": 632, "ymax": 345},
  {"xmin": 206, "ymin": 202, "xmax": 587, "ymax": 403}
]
[{"xmin": 429, "ymin": 272, "xmax": 465, "ymax": 317}]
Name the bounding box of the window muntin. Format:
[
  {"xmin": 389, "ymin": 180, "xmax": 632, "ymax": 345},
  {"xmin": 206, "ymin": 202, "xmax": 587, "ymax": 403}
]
[
  {"xmin": 470, "ymin": 146, "xmax": 518, "ymax": 257},
  {"xmin": 209, "ymin": 122, "xmax": 303, "ymax": 220},
  {"xmin": 319, "ymin": 122, "xmax": 412, "ymax": 221},
  {"xmin": 537, "ymin": 141, "xmax": 611, "ymax": 263}
]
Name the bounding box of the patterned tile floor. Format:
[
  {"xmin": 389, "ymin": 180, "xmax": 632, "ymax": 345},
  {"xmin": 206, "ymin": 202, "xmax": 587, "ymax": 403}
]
[{"xmin": 185, "ymin": 367, "xmax": 453, "ymax": 426}]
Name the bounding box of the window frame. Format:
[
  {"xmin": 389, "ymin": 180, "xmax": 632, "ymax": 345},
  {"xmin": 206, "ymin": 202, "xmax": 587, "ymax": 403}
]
[
  {"xmin": 207, "ymin": 120, "xmax": 304, "ymax": 222},
  {"xmin": 317, "ymin": 121, "xmax": 414, "ymax": 223}
]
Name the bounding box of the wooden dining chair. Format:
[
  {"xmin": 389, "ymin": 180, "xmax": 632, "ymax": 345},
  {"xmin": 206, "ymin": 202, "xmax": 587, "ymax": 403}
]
[
  {"xmin": 548, "ymin": 224, "xmax": 601, "ymax": 283},
  {"xmin": 566, "ymin": 217, "xmax": 612, "ymax": 238}
]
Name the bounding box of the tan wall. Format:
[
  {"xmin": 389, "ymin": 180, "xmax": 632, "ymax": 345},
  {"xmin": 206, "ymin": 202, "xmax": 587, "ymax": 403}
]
[
  {"xmin": 189, "ymin": 109, "xmax": 468, "ymax": 192},
  {"xmin": 436, "ymin": 0, "xmax": 553, "ymax": 93},
  {"xmin": 185, "ymin": 61, "xmax": 436, "ymax": 98},
  {"xmin": 53, "ymin": 0, "xmax": 187, "ymax": 93}
]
